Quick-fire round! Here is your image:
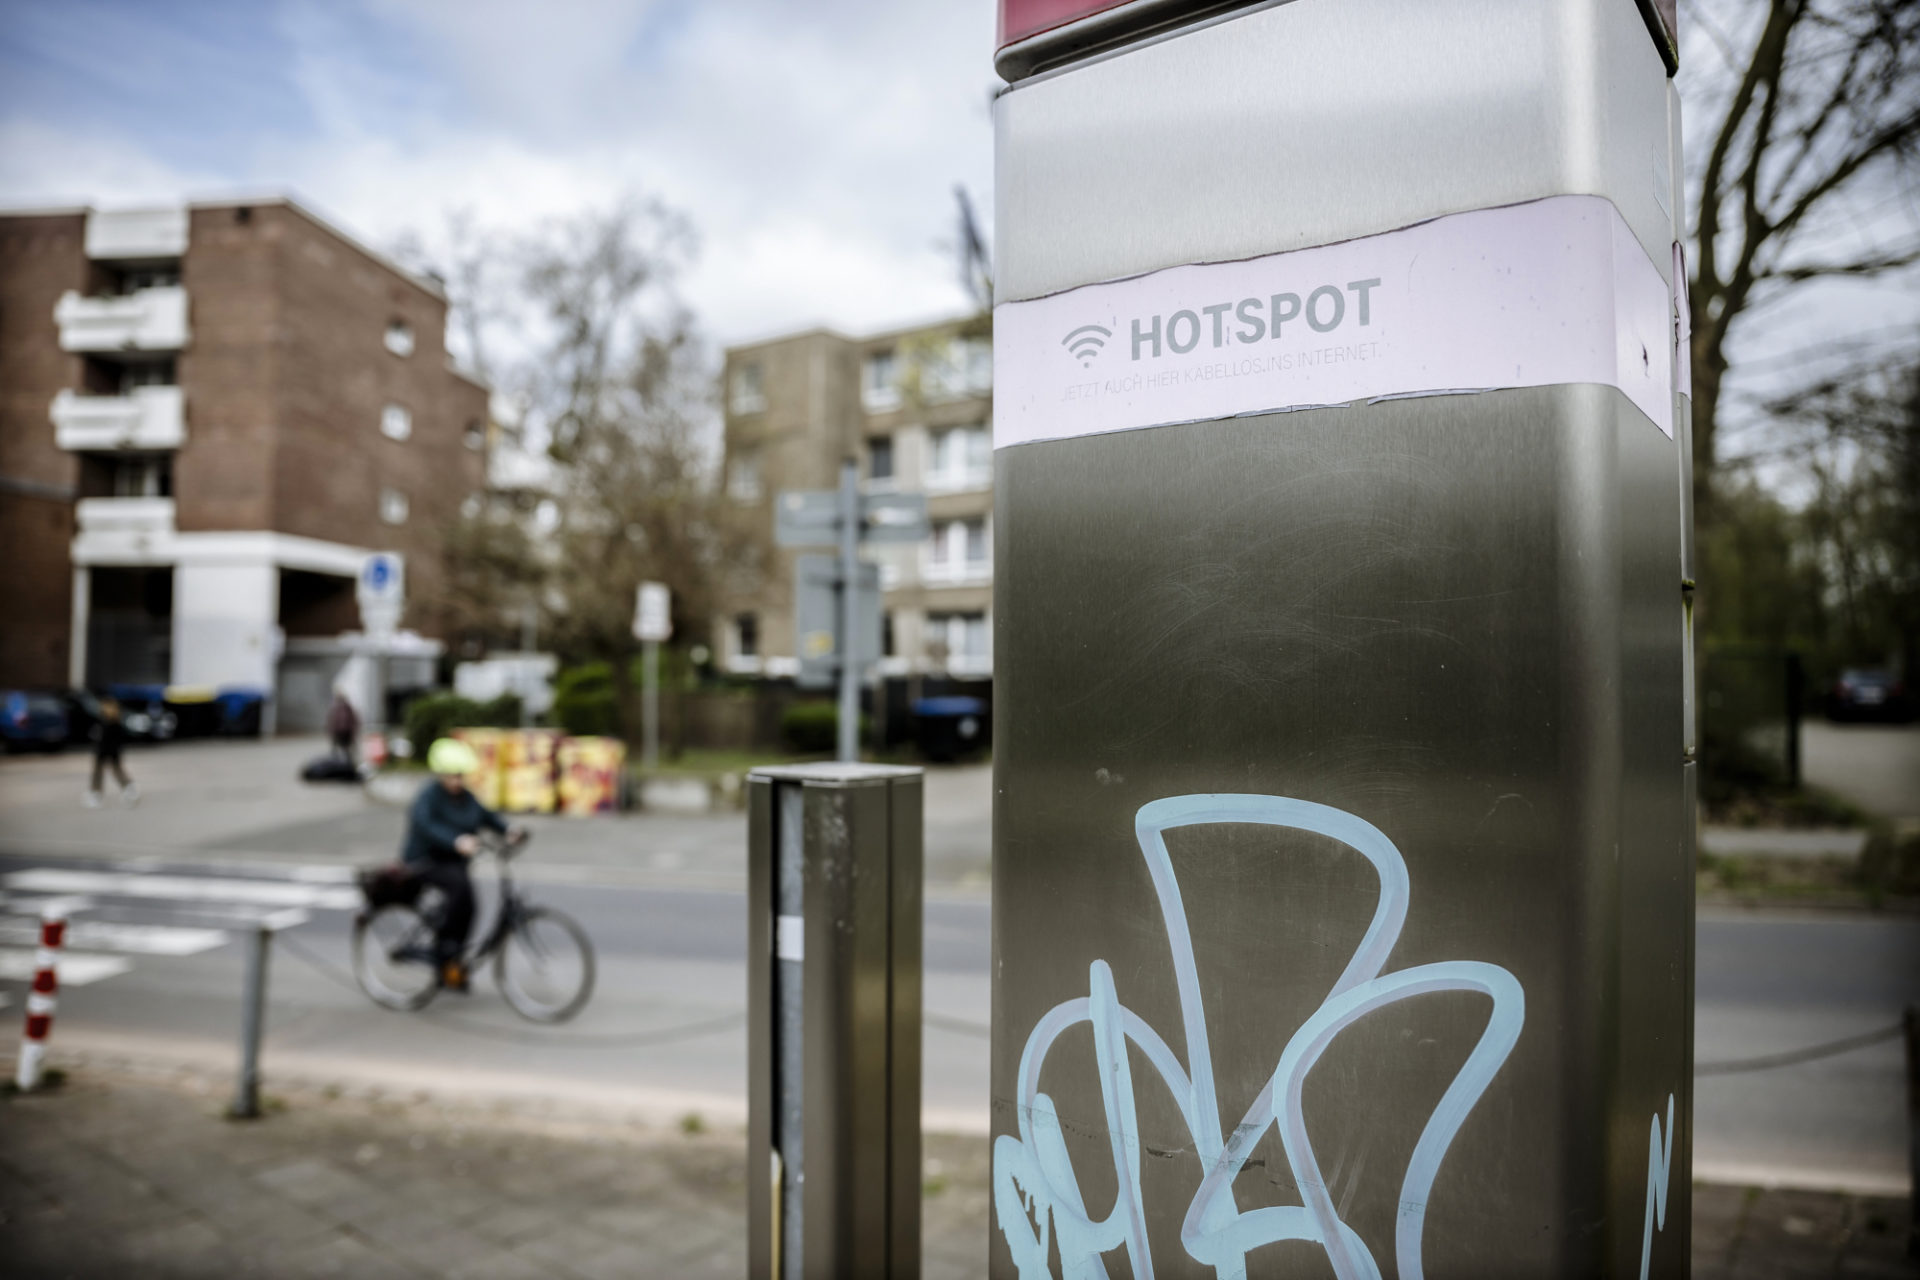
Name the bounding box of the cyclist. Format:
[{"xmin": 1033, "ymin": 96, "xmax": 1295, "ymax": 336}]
[{"xmin": 404, "ymin": 738, "xmax": 520, "ymax": 991}]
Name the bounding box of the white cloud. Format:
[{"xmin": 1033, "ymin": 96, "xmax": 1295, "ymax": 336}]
[{"xmin": 0, "ymin": 0, "xmax": 997, "ymax": 346}]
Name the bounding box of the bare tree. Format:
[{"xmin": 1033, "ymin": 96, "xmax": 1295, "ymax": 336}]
[
  {"xmin": 1685, "ymin": 0, "xmax": 1920, "ymax": 516},
  {"xmin": 421, "ymin": 200, "xmax": 749, "ymax": 735}
]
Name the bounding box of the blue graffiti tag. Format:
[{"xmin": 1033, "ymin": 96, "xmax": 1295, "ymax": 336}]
[
  {"xmin": 993, "ymin": 794, "xmax": 1526, "ymax": 1280},
  {"xmin": 1640, "ymin": 1094, "xmax": 1676, "ymax": 1280}
]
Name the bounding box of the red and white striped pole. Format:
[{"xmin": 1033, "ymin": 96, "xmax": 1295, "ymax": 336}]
[{"xmin": 16, "ymin": 907, "xmax": 67, "ymax": 1091}]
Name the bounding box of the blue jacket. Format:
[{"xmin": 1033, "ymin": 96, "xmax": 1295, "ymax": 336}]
[{"xmin": 402, "ymin": 780, "xmax": 506, "ymax": 865}]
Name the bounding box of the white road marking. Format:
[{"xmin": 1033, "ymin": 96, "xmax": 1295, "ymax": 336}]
[
  {"xmin": 4, "ymin": 869, "xmax": 359, "ymax": 911},
  {"xmin": 0, "ymin": 949, "xmax": 133, "ymax": 986},
  {"xmin": 0, "ymin": 919, "xmax": 228, "ymax": 957}
]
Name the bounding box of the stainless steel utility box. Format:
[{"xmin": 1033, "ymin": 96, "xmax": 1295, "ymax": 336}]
[
  {"xmin": 989, "ymin": 2, "xmax": 1693, "ymax": 1276},
  {"xmin": 747, "ymin": 764, "xmax": 923, "ymax": 1279}
]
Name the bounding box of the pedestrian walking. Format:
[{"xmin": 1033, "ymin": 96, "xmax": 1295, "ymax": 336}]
[
  {"xmin": 325, "ymin": 690, "xmax": 361, "ymax": 764},
  {"xmin": 85, "ymin": 696, "xmax": 137, "ymax": 808}
]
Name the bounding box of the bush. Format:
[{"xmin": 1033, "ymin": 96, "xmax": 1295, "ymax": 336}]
[
  {"xmin": 780, "ymin": 701, "xmax": 870, "ymax": 754},
  {"xmin": 403, "ymin": 691, "xmax": 522, "ymax": 754},
  {"xmin": 552, "ymin": 663, "xmax": 622, "ymax": 738}
]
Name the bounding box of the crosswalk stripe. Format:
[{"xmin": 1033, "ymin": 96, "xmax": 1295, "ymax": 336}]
[
  {"xmin": 0, "ymin": 950, "xmax": 132, "ymax": 987},
  {"xmin": 4, "ymin": 869, "xmax": 360, "ymax": 911},
  {"xmin": 0, "ymin": 919, "xmax": 228, "ymax": 957}
]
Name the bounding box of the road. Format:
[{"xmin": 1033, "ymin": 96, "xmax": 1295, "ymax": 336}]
[
  {"xmin": 3, "ymin": 735, "xmax": 1915, "ymax": 1195},
  {"xmin": 2, "ymin": 847, "xmax": 1914, "ymax": 1194}
]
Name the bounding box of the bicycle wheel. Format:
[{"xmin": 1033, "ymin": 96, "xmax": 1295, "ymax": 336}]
[
  {"xmin": 353, "ymin": 904, "xmax": 440, "ymax": 1011},
  {"xmin": 494, "ymin": 907, "xmax": 595, "ymax": 1023}
]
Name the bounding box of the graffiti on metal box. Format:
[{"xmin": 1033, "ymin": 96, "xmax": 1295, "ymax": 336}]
[{"xmin": 992, "ymin": 793, "xmax": 1526, "ymax": 1279}]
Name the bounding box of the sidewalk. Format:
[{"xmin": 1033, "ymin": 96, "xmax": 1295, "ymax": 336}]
[{"xmin": 3, "ymin": 1062, "xmax": 1911, "ymax": 1279}]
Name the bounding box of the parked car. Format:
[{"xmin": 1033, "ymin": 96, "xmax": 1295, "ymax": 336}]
[
  {"xmin": 62, "ymin": 687, "xmax": 103, "ymax": 745},
  {"xmin": 1, "ymin": 690, "xmax": 70, "ymax": 752},
  {"xmin": 1827, "ymin": 668, "xmax": 1910, "ymax": 722},
  {"xmin": 104, "ymin": 683, "xmax": 179, "ymax": 742}
]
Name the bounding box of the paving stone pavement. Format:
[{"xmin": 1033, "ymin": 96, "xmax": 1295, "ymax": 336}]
[{"xmin": 0, "ymin": 1065, "xmax": 1912, "ymax": 1278}]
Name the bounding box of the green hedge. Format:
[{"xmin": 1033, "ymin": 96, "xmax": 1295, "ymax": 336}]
[
  {"xmin": 403, "ymin": 692, "xmax": 522, "ymax": 754},
  {"xmin": 551, "ymin": 663, "xmax": 621, "ymax": 738},
  {"xmin": 780, "ymin": 701, "xmax": 870, "ymax": 754}
]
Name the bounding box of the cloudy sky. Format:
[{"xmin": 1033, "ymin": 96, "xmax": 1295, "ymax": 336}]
[
  {"xmin": 0, "ymin": 0, "xmax": 998, "ymax": 347},
  {"xmin": 2, "ymin": 0, "xmax": 1910, "ymax": 453}
]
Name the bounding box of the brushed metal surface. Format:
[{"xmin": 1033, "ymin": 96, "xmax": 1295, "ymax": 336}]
[
  {"xmin": 994, "ymin": 0, "xmax": 1676, "ymax": 305},
  {"xmin": 746, "ymin": 768, "xmax": 925, "ymax": 1280},
  {"xmin": 990, "ymin": 385, "xmax": 1690, "ymax": 1275}
]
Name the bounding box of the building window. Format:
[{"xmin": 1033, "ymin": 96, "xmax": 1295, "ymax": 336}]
[
  {"xmin": 882, "ymin": 611, "xmax": 895, "ymax": 657},
  {"xmin": 385, "ymin": 320, "xmax": 416, "ymax": 357},
  {"xmin": 927, "ymin": 611, "xmax": 989, "ymax": 668},
  {"xmin": 463, "ymin": 420, "xmax": 487, "ymax": 451},
  {"xmin": 381, "ymin": 403, "xmax": 412, "ymax": 441},
  {"xmin": 117, "ymin": 266, "xmax": 180, "ymax": 295},
  {"xmin": 380, "ymin": 488, "xmax": 409, "ymax": 525},
  {"xmin": 928, "ymin": 425, "xmax": 990, "ymax": 492},
  {"xmin": 730, "ymin": 362, "xmax": 765, "ymax": 414},
  {"xmin": 120, "ymin": 358, "xmax": 176, "ymax": 391},
  {"xmin": 925, "ymin": 518, "xmax": 990, "ymax": 582},
  {"xmin": 867, "ymin": 435, "xmax": 894, "ymax": 484},
  {"xmin": 918, "ymin": 337, "xmax": 992, "ymax": 402},
  {"xmin": 728, "ymin": 450, "xmax": 762, "ymax": 502},
  {"xmin": 735, "ymin": 613, "xmax": 760, "ymax": 658},
  {"xmin": 106, "ymin": 454, "xmax": 171, "ymax": 498},
  {"xmin": 864, "ymin": 350, "xmax": 899, "ymax": 409}
]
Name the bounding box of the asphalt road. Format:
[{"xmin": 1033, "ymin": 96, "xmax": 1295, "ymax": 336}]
[
  {"xmin": 3, "ymin": 734, "xmax": 1915, "ymax": 1193},
  {"xmin": 2, "ymin": 848, "xmax": 1913, "ymax": 1195}
]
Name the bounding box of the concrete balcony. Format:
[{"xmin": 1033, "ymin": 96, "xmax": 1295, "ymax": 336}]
[
  {"xmin": 85, "ymin": 207, "xmax": 188, "ymax": 260},
  {"xmin": 76, "ymin": 496, "xmax": 176, "ymax": 540},
  {"xmin": 51, "ymin": 386, "xmax": 185, "ymax": 452},
  {"xmin": 55, "ymin": 286, "xmax": 189, "ymax": 354}
]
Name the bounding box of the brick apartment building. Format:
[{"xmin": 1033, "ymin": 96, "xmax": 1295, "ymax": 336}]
[
  {"xmin": 0, "ymin": 200, "xmax": 488, "ymax": 725},
  {"xmin": 719, "ymin": 318, "xmax": 993, "ymax": 682}
]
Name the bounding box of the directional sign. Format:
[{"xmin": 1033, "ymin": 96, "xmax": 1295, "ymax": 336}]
[
  {"xmin": 859, "ymin": 491, "xmax": 930, "ymax": 544},
  {"xmin": 633, "ymin": 581, "xmax": 672, "ymax": 642},
  {"xmin": 775, "ymin": 488, "xmax": 931, "ymax": 548},
  {"xmin": 775, "ymin": 490, "xmax": 845, "ymax": 548},
  {"xmin": 794, "ymin": 555, "xmax": 881, "ymax": 691}
]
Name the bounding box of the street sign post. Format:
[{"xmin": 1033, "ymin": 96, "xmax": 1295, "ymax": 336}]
[
  {"xmin": 356, "ymin": 553, "xmax": 404, "ymax": 729},
  {"xmin": 774, "ymin": 475, "xmax": 928, "ymax": 761},
  {"xmin": 634, "ymin": 582, "xmax": 671, "ymax": 769},
  {"xmin": 794, "ymin": 557, "xmax": 881, "ymax": 692},
  {"xmin": 991, "ymin": 2, "xmax": 1693, "ymax": 1276}
]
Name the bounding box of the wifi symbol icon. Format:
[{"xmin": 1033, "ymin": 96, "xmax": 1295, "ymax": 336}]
[{"xmin": 1061, "ymin": 323, "xmax": 1112, "ymax": 367}]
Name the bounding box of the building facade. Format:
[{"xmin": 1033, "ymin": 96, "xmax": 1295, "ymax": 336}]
[
  {"xmin": 719, "ymin": 318, "xmax": 993, "ymax": 683},
  {"xmin": 0, "ymin": 200, "xmax": 488, "ymax": 721}
]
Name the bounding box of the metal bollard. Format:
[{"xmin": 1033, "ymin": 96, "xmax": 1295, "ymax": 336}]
[
  {"xmin": 229, "ymin": 908, "xmax": 308, "ymax": 1120},
  {"xmin": 15, "ymin": 907, "xmax": 68, "ymax": 1091},
  {"xmin": 747, "ymin": 764, "xmax": 922, "ymax": 1280}
]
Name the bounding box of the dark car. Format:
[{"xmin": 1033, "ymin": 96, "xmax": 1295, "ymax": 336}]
[
  {"xmin": 2, "ymin": 690, "xmax": 70, "ymax": 752},
  {"xmin": 1827, "ymin": 668, "xmax": 1910, "ymax": 722},
  {"xmin": 61, "ymin": 687, "xmax": 103, "ymax": 745},
  {"xmin": 104, "ymin": 683, "xmax": 178, "ymax": 742}
]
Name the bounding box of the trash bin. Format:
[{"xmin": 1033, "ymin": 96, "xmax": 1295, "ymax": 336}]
[
  {"xmin": 214, "ymin": 687, "xmax": 267, "ymax": 737},
  {"xmin": 911, "ymin": 696, "xmax": 988, "ymax": 763},
  {"xmin": 163, "ymin": 686, "xmax": 219, "ymax": 738}
]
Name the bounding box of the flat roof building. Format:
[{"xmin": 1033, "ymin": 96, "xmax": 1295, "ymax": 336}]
[
  {"xmin": 0, "ymin": 199, "xmax": 488, "ymax": 724},
  {"xmin": 719, "ymin": 316, "xmax": 993, "ymax": 685}
]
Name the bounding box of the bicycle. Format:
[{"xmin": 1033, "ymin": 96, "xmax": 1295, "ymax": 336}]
[{"xmin": 352, "ymin": 831, "xmax": 596, "ymax": 1023}]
